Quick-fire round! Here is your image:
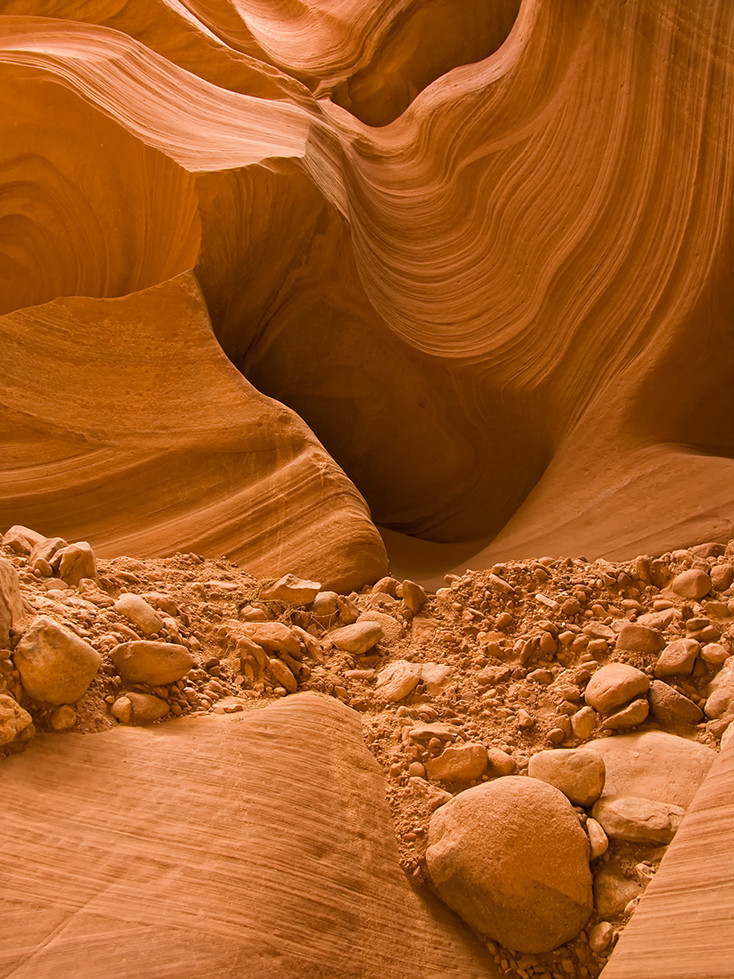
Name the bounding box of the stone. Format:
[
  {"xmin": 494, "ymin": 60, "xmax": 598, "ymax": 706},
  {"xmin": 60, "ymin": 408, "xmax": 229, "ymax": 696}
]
[
  {"xmin": 585, "ymin": 731, "xmax": 716, "ymax": 808},
  {"xmin": 110, "ymin": 641, "xmax": 193, "ymax": 686},
  {"xmin": 49, "ymin": 705, "xmax": 77, "ymax": 731},
  {"xmin": 571, "ymin": 706, "xmax": 598, "ymax": 739},
  {"xmin": 593, "ymin": 865, "xmax": 642, "ymax": 918},
  {"xmin": 0, "ymin": 693, "xmax": 33, "ymax": 745},
  {"xmin": 601, "ymin": 697, "xmax": 650, "ymax": 731},
  {"xmin": 591, "ymin": 795, "xmax": 684, "ymax": 844},
  {"xmin": 375, "ymin": 660, "xmax": 422, "ymax": 702},
  {"xmin": 55, "ymin": 541, "xmax": 97, "ymax": 586},
  {"xmin": 705, "ymin": 657, "xmax": 734, "ymax": 718},
  {"xmin": 584, "ymin": 664, "xmax": 650, "ymax": 714},
  {"xmin": 487, "ymin": 746, "xmax": 516, "ymax": 775},
  {"xmin": 408, "ymin": 722, "xmax": 455, "ymax": 743},
  {"xmin": 649, "ymin": 680, "xmax": 703, "ymax": 726},
  {"xmin": 402, "ymin": 579, "xmax": 428, "ymax": 615},
  {"xmin": 0, "ymin": 557, "xmax": 24, "ymax": 648},
  {"xmin": 711, "ymin": 563, "xmax": 734, "ymax": 592},
  {"xmin": 655, "ymin": 638, "xmax": 700, "ymax": 677},
  {"xmin": 372, "ymin": 576, "xmax": 400, "ymax": 596},
  {"xmin": 420, "ymin": 662, "xmax": 451, "ymax": 695},
  {"xmin": 527, "ymin": 748, "xmax": 606, "ymax": 807},
  {"xmin": 358, "ymin": 610, "xmax": 402, "ymax": 644},
  {"xmin": 671, "ymin": 569, "xmax": 712, "ymax": 600},
  {"xmin": 239, "ymin": 621, "xmax": 302, "ymax": 658},
  {"xmin": 114, "ymin": 593, "xmax": 164, "ymax": 637},
  {"xmin": 260, "ymin": 574, "xmax": 321, "ymax": 605},
  {"xmin": 588, "ymin": 921, "xmax": 615, "ymax": 953},
  {"xmin": 2, "ymin": 525, "xmax": 45, "ymax": 554},
  {"xmin": 329, "ymin": 621, "xmax": 384, "ymax": 655},
  {"xmin": 426, "ymin": 743, "xmax": 488, "ymax": 782},
  {"xmin": 123, "ymin": 691, "xmax": 170, "ymax": 724},
  {"xmin": 700, "ymin": 642, "xmax": 730, "ymax": 666},
  {"xmin": 586, "ymin": 817, "xmax": 609, "ymax": 859},
  {"xmin": 268, "ymin": 657, "xmax": 297, "ymax": 694},
  {"xmin": 311, "ymin": 591, "xmax": 339, "ymax": 617},
  {"xmin": 13, "ymin": 616, "xmax": 101, "ymax": 704},
  {"xmin": 426, "ymin": 777, "xmax": 593, "ymax": 953},
  {"xmin": 615, "ymin": 624, "xmax": 665, "ymax": 654},
  {"xmin": 29, "ymin": 537, "xmax": 66, "ymax": 569}
]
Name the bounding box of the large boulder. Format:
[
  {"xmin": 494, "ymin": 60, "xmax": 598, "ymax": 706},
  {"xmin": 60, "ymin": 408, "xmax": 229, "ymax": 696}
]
[
  {"xmin": 13, "ymin": 616, "xmax": 101, "ymax": 704},
  {"xmin": 110, "ymin": 641, "xmax": 193, "ymax": 686},
  {"xmin": 426, "ymin": 776, "xmax": 593, "ymax": 953},
  {"xmin": 585, "ymin": 731, "xmax": 716, "ymax": 808}
]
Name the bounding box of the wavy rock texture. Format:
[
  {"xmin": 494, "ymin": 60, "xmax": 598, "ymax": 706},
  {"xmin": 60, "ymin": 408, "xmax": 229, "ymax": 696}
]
[
  {"xmin": 600, "ymin": 739, "xmax": 734, "ymax": 979},
  {"xmin": 0, "ymin": 694, "xmax": 494, "ymax": 978},
  {"xmin": 1, "ymin": 1, "xmax": 733, "ymax": 581}
]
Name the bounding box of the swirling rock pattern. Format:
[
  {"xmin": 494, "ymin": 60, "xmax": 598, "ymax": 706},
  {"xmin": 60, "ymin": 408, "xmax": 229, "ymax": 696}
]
[{"xmin": 1, "ymin": 0, "xmax": 733, "ymax": 582}]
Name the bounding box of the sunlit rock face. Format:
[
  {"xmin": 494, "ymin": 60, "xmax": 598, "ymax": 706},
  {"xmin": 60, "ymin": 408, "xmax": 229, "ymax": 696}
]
[{"xmin": 1, "ymin": 1, "xmax": 734, "ymax": 582}]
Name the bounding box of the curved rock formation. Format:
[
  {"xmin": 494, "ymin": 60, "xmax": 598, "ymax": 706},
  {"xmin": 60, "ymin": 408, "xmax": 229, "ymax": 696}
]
[
  {"xmin": 1, "ymin": 0, "xmax": 734, "ymax": 583},
  {"xmin": 0, "ymin": 694, "xmax": 495, "ymax": 977}
]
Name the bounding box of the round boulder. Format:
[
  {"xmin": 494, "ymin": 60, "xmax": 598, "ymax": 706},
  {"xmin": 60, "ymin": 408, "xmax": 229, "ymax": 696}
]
[
  {"xmin": 426, "ymin": 776, "xmax": 593, "ymax": 953},
  {"xmin": 13, "ymin": 616, "xmax": 101, "ymax": 704}
]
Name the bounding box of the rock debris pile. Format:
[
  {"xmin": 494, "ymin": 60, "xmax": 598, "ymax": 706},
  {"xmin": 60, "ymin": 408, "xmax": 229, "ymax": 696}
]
[{"xmin": 1, "ymin": 524, "xmax": 733, "ymax": 978}]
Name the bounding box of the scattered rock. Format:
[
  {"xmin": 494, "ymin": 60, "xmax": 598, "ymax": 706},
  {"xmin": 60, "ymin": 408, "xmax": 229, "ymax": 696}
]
[
  {"xmin": 585, "ymin": 731, "xmax": 716, "ymax": 808},
  {"xmin": 527, "ymin": 748, "xmax": 606, "ymax": 807},
  {"xmin": 110, "ymin": 641, "xmax": 193, "ymax": 685},
  {"xmin": 49, "ymin": 705, "xmax": 76, "ymax": 731},
  {"xmin": 268, "ymin": 657, "xmax": 297, "ymax": 694},
  {"xmin": 260, "ymin": 574, "xmax": 321, "ymax": 604},
  {"xmin": 615, "ymin": 624, "xmax": 665, "ymax": 654},
  {"xmin": 358, "ymin": 610, "xmax": 402, "ymax": 644},
  {"xmin": 705, "ymin": 657, "xmax": 734, "ymax": 718},
  {"xmin": 588, "ymin": 921, "xmax": 615, "ymax": 953},
  {"xmin": 585, "ymin": 816, "xmax": 609, "ymax": 859},
  {"xmin": 571, "ymin": 706, "xmax": 598, "ymax": 739},
  {"xmin": 2, "ymin": 525, "xmax": 45, "ymax": 554},
  {"xmin": 671, "ymin": 569, "xmax": 712, "ymax": 600},
  {"xmin": 711, "ymin": 564, "xmax": 734, "ymax": 592},
  {"xmin": 700, "ymin": 642, "xmax": 730, "ymax": 666},
  {"xmin": 375, "ymin": 660, "xmax": 422, "ymax": 702},
  {"xmin": 426, "ymin": 743, "xmax": 488, "ymax": 782},
  {"xmin": 0, "ymin": 694, "xmax": 33, "ymax": 746},
  {"xmin": 402, "ymin": 579, "xmax": 428, "ymax": 615},
  {"xmin": 114, "ymin": 593, "xmax": 164, "ymax": 637},
  {"xmin": 116, "ymin": 691, "xmax": 169, "ymax": 725},
  {"xmin": 329, "ymin": 621, "xmax": 384, "ymax": 654},
  {"xmin": 426, "ymin": 777, "xmax": 593, "ymax": 953},
  {"xmin": 601, "ymin": 697, "xmax": 650, "ymax": 731},
  {"xmin": 13, "ymin": 616, "xmax": 101, "ymax": 704},
  {"xmin": 649, "ymin": 679, "xmax": 703, "ymax": 725},
  {"xmin": 583, "ymin": 663, "xmax": 650, "ymax": 714},
  {"xmin": 421, "ymin": 662, "xmax": 451, "ymax": 695},
  {"xmin": 487, "ymin": 746, "xmax": 516, "ymax": 775},
  {"xmin": 593, "ymin": 865, "xmax": 643, "ymax": 918},
  {"xmin": 592, "ymin": 794, "xmax": 684, "ymax": 844},
  {"xmin": 239, "ymin": 621, "xmax": 302, "ymax": 658},
  {"xmin": 654, "ymin": 638, "xmax": 700, "ymax": 677},
  {"xmin": 55, "ymin": 542, "xmax": 97, "ymax": 585},
  {"xmin": 0, "ymin": 557, "xmax": 24, "ymax": 648}
]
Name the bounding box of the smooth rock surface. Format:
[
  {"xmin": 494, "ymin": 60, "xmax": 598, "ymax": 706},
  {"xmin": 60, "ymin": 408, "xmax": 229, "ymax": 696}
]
[
  {"xmin": 0, "ymin": 694, "xmax": 493, "ymax": 978},
  {"xmin": 585, "ymin": 732, "xmax": 716, "ymax": 809},
  {"xmin": 113, "ymin": 593, "xmax": 164, "ymax": 637},
  {"xmin": 426, "ymin": 776, "xmax": 593, "ymax": 953},
  {"xmin": 671, "ymin": 569, "xmax": 712, "ymax": 600},
  {"xmin": 329, "ymin": 621, "xmax": 384, "ymax": 655}
]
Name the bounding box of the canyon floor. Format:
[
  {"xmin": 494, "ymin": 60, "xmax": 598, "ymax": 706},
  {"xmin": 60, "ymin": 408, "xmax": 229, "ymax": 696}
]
[{"xmin": 2, "ymin": 527, "xmax": 733, "ymax": 978}]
